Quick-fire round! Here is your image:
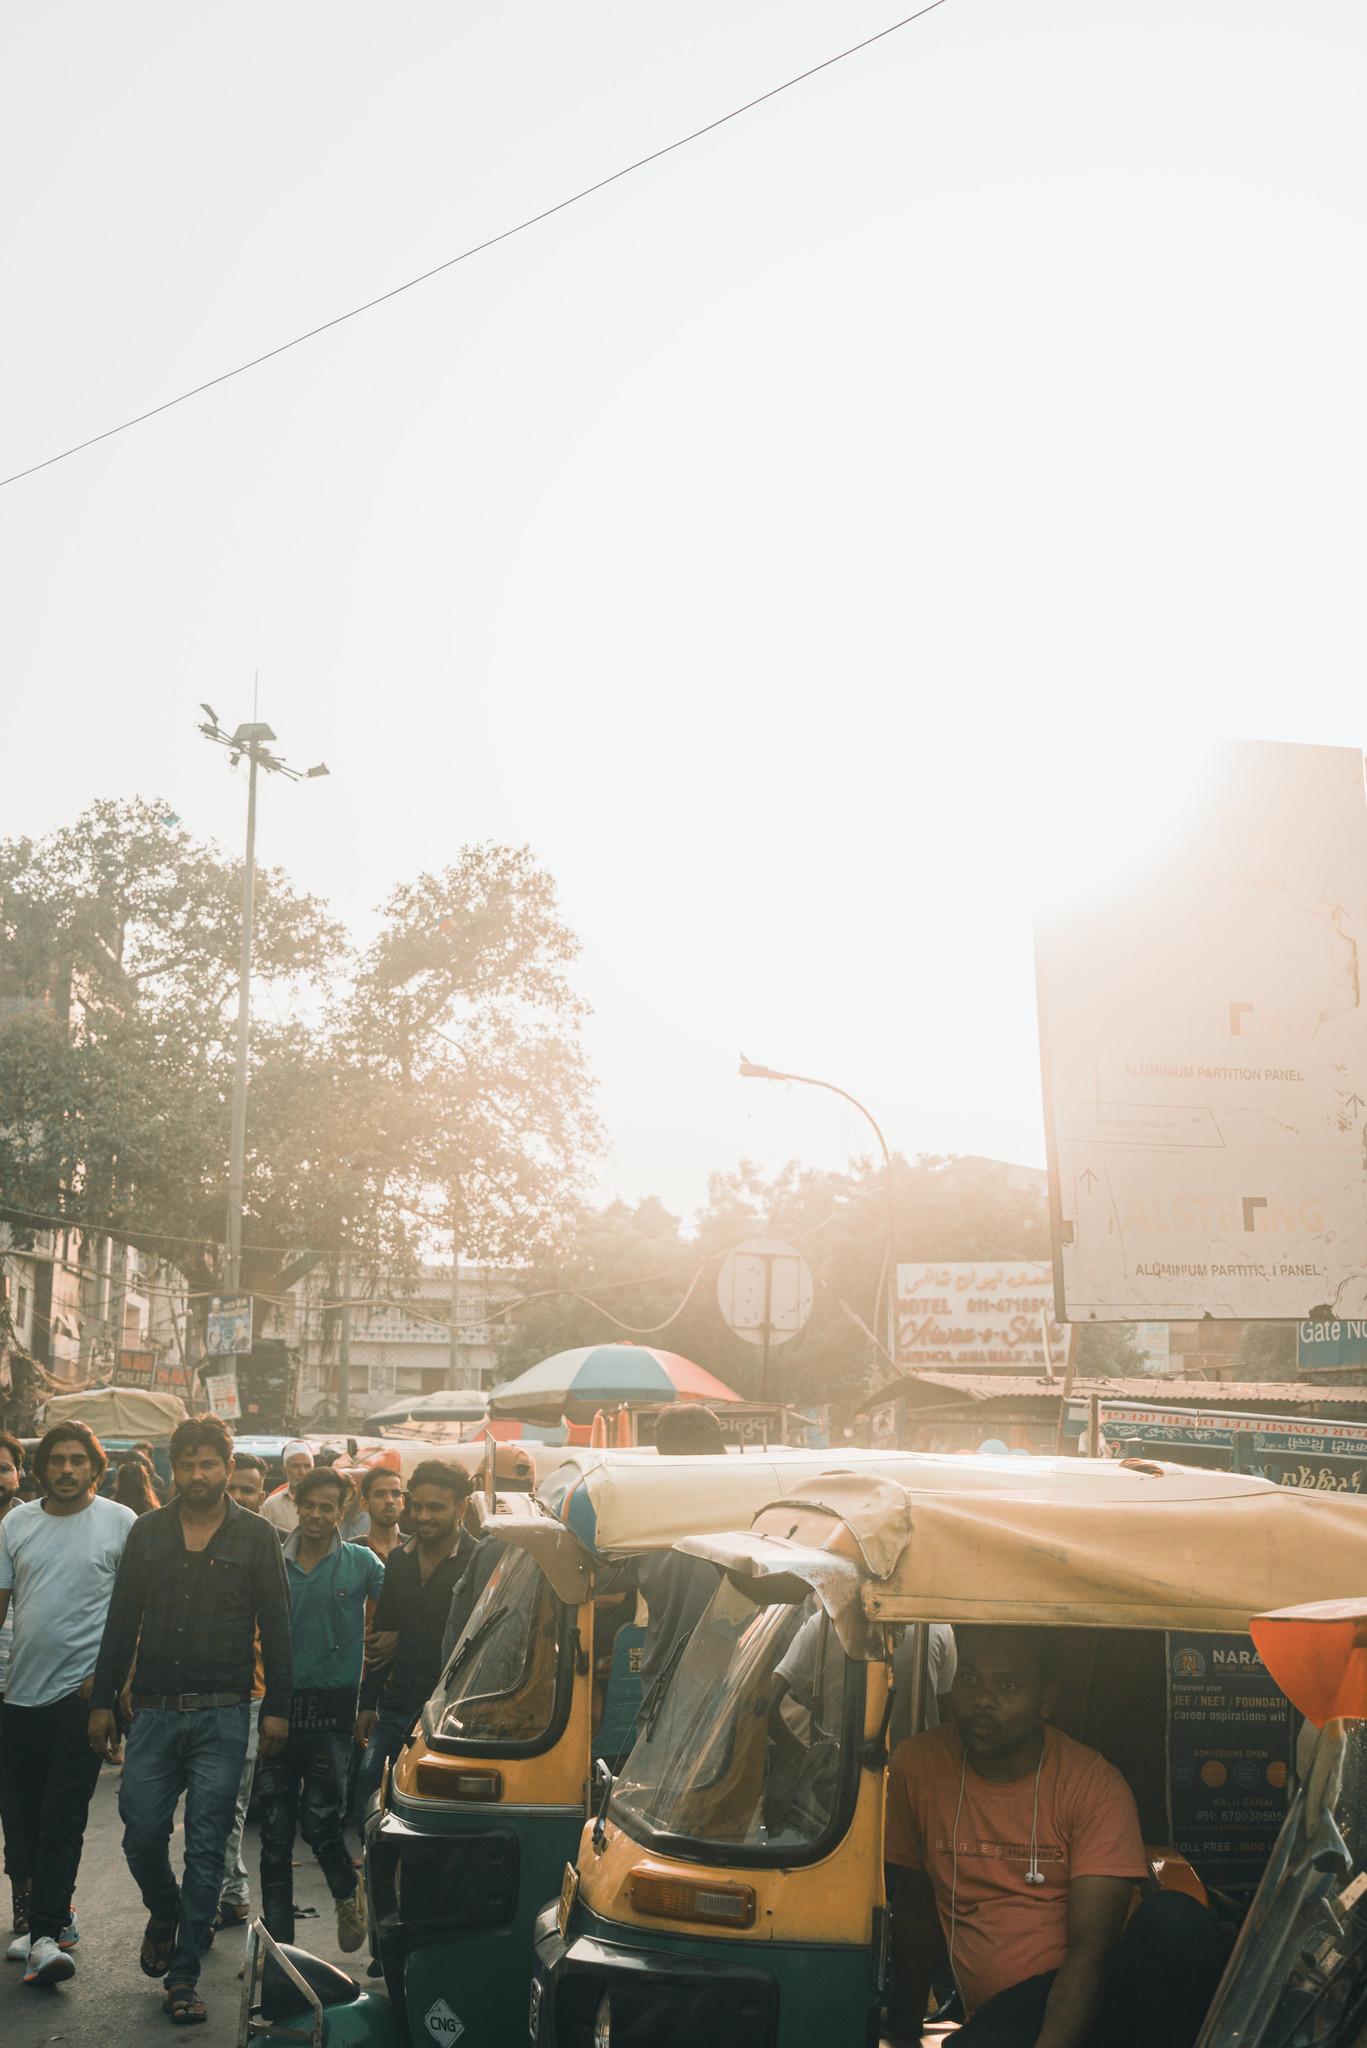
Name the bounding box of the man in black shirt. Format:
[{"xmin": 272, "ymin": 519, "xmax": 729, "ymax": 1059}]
[
  {"xmin": 354, "ymin": 1461, "xmax": 474, "ymax": 1814},
  {"xmin": 89, "ymin": 1415, "xmax": 291, "ymax": 2026}
]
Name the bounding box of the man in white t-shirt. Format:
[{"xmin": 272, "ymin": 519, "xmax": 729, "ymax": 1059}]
[
  {"xmin": 0, "ymin": 1421, "xmax": 135, "ymax": 1988},
  {"xmin": 0, "ymin": 1429, "xmax": 26, "ymax": 1934}
]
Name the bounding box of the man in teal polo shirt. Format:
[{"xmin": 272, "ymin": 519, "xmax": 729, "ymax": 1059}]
[{"xmin": 257, "ymin": 1467, "xmax": 384, "ymax": 1950}]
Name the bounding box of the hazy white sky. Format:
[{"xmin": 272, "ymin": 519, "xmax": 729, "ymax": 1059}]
[{"xmin": 1, "ymin": 0, "xmax": 1363, "ymax": 1221}]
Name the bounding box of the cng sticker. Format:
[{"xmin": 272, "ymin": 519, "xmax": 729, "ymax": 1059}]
[{"xmin": 425, "ymin": 1999, "xmax": 465, "ymax": 2043}]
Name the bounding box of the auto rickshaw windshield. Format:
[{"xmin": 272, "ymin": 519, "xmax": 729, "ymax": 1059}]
[
  {"xmin": 610, "ymin": 1580, "xmax": 861, "ymax": 1865},
  {"xmin": 1194, "ymin": 1717, "xmax": 1367, "ymax": 2048},
  {"xmin": 423, "ymin": 1545, "xmax": 570, "ymax": 1753}
]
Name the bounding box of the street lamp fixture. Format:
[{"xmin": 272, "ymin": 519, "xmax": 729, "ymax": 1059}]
[
  {"xmin": 737, "ymin": 1053, "xmax": 899, "ymax": 1368},
  {"xmin": 199, "ymin": 706, "xmax": 329, "ymax": 1291}
]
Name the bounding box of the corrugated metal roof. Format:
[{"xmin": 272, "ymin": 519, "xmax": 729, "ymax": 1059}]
[{"xmin": 873, "ymin": 1371, "xmax": 1367, "ymax": 1410}]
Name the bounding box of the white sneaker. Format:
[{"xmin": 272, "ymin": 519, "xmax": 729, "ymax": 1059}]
[
  {"xmin": 23, "ymin": 1934, "xmax": 75, "ymax": 1986},
  {"xmin": 8, "ymin": 1915, "xmax": 78, "ymax": 1963}
]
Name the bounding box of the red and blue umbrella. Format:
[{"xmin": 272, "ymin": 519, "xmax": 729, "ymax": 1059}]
[{"xmin": 487, "ymin": 1343, "xmax": 740, "ymax": 1424}]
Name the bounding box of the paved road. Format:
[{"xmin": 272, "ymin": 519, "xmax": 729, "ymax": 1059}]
[
  {"xmin": 4, "ymin": 1771, "xmax": 961, "ymax": 2048},
  {"xmin": 4, "ymin": 1761, "xmax": 363, "ymax": 2048}
]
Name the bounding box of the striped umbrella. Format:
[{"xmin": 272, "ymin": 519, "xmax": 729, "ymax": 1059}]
[{"xmin": 487, "ymin": 1343, "xmax": 740, "ymax": 1424}]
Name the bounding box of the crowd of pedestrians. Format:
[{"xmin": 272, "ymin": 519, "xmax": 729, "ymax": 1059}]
[{"xmin": 0, "ymin": 1413, "xmax": 478, "ymax": 2026}]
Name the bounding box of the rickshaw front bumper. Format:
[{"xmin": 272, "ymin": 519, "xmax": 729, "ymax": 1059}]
[{"xmin": 529, "ymin": 1900, "xmax": 778, "ymax": 2048}]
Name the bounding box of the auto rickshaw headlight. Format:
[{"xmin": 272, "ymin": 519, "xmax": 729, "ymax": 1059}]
[
  {"xmin": 413, "ymin": 1762, "xmax": 503, "ymax": 1802},
  {"xmin": 627, "ymin": 1872, "xmax": 757, "ymax": 1930}
]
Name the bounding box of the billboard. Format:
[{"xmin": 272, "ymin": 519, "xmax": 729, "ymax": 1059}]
[
  {"xmin": 895, "ymin": 1261, "xmax": 1070, "ymax": 1371},
  {"xmin": 1037, "ymin": 740, "xmax": 1367, "ymax": 1319}
]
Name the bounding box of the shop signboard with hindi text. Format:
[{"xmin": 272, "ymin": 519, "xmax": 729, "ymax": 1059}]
[
  {"xmin": 895, "ymin": 1261, "xmax": 1070, "ymax": 1371},
  {"xmin": 1037, "ymin": 740, "xmax": 1367, "ymax": 1321},
  {"xmin": 1102, "ymin": 1401, "xmax": 1367, "ymax": 1493}
]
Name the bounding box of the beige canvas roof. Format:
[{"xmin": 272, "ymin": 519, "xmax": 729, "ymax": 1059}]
[
  {"xmin": 41, "ymin": 1387, "xmax": 190, "ymax": 1438},
  {"xmin": 683, "ymin": 1461, "xmax": 1367, "ymax": 1638},
  {"xmin": 545, "ymin": 1447, "xmax": 1116, "ymax": 1558}
]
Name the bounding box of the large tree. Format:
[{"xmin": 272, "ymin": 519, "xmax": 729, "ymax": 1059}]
[{"xmin": 0, "ymin": 802, "xmax": 601, "ymax": 1298}]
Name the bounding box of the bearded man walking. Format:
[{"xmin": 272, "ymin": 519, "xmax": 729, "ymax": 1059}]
[
  {"xmin": 0, "ymin": 1422, "xmax": 134, "ymax": 1988},
  {"xmin": 90, "ymin": 1415, "xmax": 291, "ymax": 2027}
]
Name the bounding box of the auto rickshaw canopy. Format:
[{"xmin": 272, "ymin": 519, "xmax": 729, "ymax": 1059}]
[
  {"xmin": 678, "ymin": 1459, "xmax": 1367, "ymax": 1648},
  {"xmin": 474, "ymin": 1448, "xmax": 1114, "ymax": 1605},
  {"xmin": 548, "ymin": 1446, "xmax": 1160, "ymax": 1557}
]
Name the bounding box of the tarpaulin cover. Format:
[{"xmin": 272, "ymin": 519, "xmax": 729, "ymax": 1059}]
[{"xmin": 41, "ymin": 1387, "xmax": 189, "ymax": 1438}]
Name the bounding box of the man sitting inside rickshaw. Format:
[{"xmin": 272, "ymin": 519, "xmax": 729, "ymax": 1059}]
[{"xmin": 884, "ymin": 1627, "xmax": 1227, "ymax": 2048}]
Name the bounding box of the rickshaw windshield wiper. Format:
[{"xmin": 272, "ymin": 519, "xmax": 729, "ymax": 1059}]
[
  {"xmin": 446, "ymin": 1604, "xmax": 511, "ymax": 1683},
  {"xmin": 642, "ymin": 1627, "xmax": 692, "ymax": 1740}
]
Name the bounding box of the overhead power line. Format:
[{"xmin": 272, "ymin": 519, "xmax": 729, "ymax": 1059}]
[{"xmin": 0, "ymin": 1, "xmax": 951, "ymax": 492}]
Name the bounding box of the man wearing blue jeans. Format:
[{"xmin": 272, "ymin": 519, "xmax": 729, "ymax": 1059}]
[
  {"xmin": 354, "ymin": 1462, "xmax": 475, "ymax": 1817},
  {"xmin": 90, "ymin": 1416, "xmax": 291, "ymax": 2027},
  {"xmin": 259, "ymin": 1465, "xmax": 383, "ymax": 1950}
]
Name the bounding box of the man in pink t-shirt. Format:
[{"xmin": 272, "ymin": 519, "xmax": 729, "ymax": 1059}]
[{"xmin": 884, "ymin": 1627, "xmax": 1227, "ymax": 2047}]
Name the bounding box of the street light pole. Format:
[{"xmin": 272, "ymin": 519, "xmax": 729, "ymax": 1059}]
[
  {"xmin": 198, "ymin": 706, "xmax": 329, "ymax": 1293},
  {"xmin": 738, "ymin": 1055, "xmax": 900, "ymax": 1367},
  {"xmin": 225, "ymin": 741, "xmax": 260, "ymax": 1293}
]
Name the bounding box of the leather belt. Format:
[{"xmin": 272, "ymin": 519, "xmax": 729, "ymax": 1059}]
[{"xmin": 132, "ymin": 1691, "xmax": 249, "ymax": 1713}]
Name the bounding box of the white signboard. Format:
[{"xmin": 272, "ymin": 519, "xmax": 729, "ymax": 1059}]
[
  {"xmin": 1037, "ymin": 740, "xmax": 1367, "ymax": 1320},
  {"xmin": 203, "ymin": 1371, "xmax": 241, "ymax": 1420},
  {"xmin": 896, "ymin": 1261, "xmax": 1070, "ymax": 1370},
  {"xmin": 716, "ymin": 1237, "xmax": 813, "ymax": 1348}
]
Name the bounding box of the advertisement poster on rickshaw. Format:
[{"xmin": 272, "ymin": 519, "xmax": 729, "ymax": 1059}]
[{"xmin": 1166, "ymin": 1631, "xmax": 1295, "ymax": 1892}]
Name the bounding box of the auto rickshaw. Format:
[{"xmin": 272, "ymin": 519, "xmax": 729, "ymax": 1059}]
[
  {"xmin": 238, "ymin": 1445, "xmax": 1003, "ymax": 2048},
  {"xmin": 528, "ymin": 1459, "xmax": 1367, "ymax": 2048}
]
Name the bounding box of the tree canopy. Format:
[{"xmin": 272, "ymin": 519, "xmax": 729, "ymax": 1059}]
[{"xmin": 0, "ymin": 800, "xmax": 601, "ymax": 1292}]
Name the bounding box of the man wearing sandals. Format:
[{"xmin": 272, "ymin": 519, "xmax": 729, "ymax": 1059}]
[{"xmin": 89, "ymin": 1414, "xmax": 292, "ymax": 2026}]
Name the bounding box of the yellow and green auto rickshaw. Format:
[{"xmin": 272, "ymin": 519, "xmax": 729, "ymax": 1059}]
[
  {"xmin": 528, "ymin": 1460, "xmax": 1367, "ymax": 2048},
  {"xmin": 239, "ymin": 1445, "xmax": 996, "ymax": 2048}
]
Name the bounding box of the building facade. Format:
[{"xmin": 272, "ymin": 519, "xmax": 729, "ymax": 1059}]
[
  {"xmin": 274, "ymin": 1260, "xmax": 519, "ymax": 1424},
  {"xmin": 1, "ymin": 1224, "xmax": 194, "ymax": 1423}
]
